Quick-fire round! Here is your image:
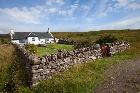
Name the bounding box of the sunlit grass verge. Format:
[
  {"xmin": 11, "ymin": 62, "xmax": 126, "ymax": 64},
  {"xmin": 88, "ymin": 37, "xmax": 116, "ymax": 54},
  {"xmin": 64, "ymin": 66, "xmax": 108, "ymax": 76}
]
[
  {"xmin": 17, "ymin": 45, "xmax": 139, "ymax": 93},
  {"xmin": 0, "ymin": 45, "xmax": 30, "ymax": 93},
  {"xmin": 31, "ymin": 49, "xmax": 137, "ymax": 93}
]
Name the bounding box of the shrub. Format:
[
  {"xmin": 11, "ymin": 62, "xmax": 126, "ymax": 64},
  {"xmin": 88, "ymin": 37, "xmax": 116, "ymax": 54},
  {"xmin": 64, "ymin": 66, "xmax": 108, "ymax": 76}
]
[
  {"xmin": 25, "ymin": 44, "xmax": 37, "ymax": 54},
  {"xmin": 38, "ymin": 44, "xmax": 47, "ymax": 47},
  {"xmin": 0, "ymin": 38, "xmax": 10, "ymax": 44},
  {"xmin": 96, "ymin": 34, "xmax": 118, "ymax": 45},
  {"xmin": 74, "ymin": 40, "xmax": 92, "ymax": 49}
]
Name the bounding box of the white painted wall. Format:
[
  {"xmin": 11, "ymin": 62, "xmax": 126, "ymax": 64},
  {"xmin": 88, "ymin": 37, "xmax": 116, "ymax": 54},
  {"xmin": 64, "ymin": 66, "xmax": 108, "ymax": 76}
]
[
  {"xmin": 27, "ymin": 37, "xmax": 40, "ymax": 45},
  {"xmin": 46, "ymin": 38, "xmax": 54, "ymax": 43},
  {"xmin": 11, "ymin": 37, "xmax": 55, "ymax": 45},
  {"xmin": 40, "ymin": 39, "xmax": 45, "ymax": 44},
  {"xmin": 55, "ymin": 38, "xmax": 59, "ymax": 43},
  {"xmin": 11, "ymin": 40, "xmax": 20, "ymax": 44},
  {"xmin": 19, "ymin": 39, "xmax": 26, "ymax": 44}
]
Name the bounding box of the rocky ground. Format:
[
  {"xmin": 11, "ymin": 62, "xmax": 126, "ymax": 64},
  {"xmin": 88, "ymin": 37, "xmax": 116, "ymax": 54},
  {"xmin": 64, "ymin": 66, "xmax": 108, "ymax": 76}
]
[{"xmin": 94, "ymin": 58, "xmax": 140, "ymax": 93}]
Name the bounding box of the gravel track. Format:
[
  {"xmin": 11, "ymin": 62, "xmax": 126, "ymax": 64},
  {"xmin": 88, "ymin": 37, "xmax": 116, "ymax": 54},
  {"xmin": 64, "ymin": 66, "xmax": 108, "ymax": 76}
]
[{"xmin": 94, "ymin": 58, "xmax": 140, "ymax": 93}]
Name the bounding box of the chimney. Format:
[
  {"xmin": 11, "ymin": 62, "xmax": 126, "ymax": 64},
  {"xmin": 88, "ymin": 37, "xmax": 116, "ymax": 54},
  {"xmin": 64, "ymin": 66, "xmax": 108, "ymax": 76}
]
[
  {"xmin": 47, "ymin": 28, "xmax": 50, "ymax": 33},
  {"xmin": 47, "ymin": 28, "xmax": 54, "ymax": 38},
  {"xmin": 10, "ymin": 29, "xmax": 15, "ymax": 39},
  {"xmin": 10, "ymin": 29, "xmax": 15, "ymax": 34}
]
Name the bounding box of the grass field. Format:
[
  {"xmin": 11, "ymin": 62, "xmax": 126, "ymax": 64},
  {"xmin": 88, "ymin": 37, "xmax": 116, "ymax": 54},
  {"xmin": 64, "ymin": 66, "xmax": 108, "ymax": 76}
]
[
  {"xmin": 31, "ymin": 30, "xmax": 140, "ymax": 93},
  {"xmin": 0, "ymin": 29, "xmax": 140, "ymax": 93},
  {"xmin": 37, "ymin": 44, "xmax": 74, "ymax": 57},
  {"xmin": 52, "ymin": 29, "xmax": 140, "ymax": 43}
]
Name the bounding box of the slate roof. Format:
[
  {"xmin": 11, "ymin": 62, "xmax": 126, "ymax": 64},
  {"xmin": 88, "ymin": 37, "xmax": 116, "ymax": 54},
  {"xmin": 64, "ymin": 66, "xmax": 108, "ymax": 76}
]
[
  {"xmin": 28, "ymin": 32, "xmax": 38, "ymax": 37},
  {"xmin": 12, "ymin": 32, "xmax": 53, "ymax": 40}
]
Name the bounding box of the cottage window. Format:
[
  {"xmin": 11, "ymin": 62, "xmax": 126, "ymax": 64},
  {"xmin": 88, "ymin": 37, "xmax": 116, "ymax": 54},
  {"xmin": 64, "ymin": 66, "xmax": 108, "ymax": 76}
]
[{"xmin": 32, "ymin": 37, "xmax": 35, "ymax": 41}]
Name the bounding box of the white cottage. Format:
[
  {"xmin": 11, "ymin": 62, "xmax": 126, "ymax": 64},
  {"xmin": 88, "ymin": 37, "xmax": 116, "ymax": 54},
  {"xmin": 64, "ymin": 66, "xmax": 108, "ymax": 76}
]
[{"xmin": 10, "ymin": 29, "xmax": 55, "ymax": 45}]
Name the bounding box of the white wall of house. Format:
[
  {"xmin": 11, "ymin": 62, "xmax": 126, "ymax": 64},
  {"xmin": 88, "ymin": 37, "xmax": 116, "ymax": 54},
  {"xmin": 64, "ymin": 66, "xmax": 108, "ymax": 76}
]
[
  {"xmin": 40, "ymin": 39, "xmax": 45, "ymax": 44},
  {"xmin": 46, "ymin": 38, "xmax": 54, "ymax": 43},
  {"xmin": 55, "ymin": 38, "xmax": 59, "ymax": 43},
  {"xmin": 11, "ymin": 40, "xmax": 20, "ymax": 44},
  {"xmin": 19, "ymin": 39, "xmax": 26, "ymax": 45},
  {"xmin": 27, "ymin": 37, "xmax": 40, "ymax": 45},
  {"xmin": 12, "ymin": 38, "xmax": 55, "ymax": 45}
]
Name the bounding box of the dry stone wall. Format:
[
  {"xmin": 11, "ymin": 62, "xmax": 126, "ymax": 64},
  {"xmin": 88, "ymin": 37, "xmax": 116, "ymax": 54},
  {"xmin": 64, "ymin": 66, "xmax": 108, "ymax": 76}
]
[{"xmin": 15, "ymin": 41, "xmax": 130, "ymax": 87}]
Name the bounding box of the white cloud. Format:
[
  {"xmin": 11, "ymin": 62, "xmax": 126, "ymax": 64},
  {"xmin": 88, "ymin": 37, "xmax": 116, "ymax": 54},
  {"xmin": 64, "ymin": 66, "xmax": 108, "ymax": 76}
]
[
  {"xmin": 46, "ymin": 0, "xmax": 65, "ymax": 6},
  {"xmin": 58, "ymin": 10, "xmax": 67, "ymax": 15},
  {"xmin": 0, "ymin": 0, "xmax": 90, "ymax": 25},
  {"xmin": 111, "ymin": 16, "xmax": 140, "ymax": 26},
  {"xmin": 117, "ymin": 0, "xmax": 129, "ymax": 6},
  {"xmin": 80, "ymin": 0, "xmax": 96, "ymax": 17},
  {"xmin": 0, "ymin": 0, "xmax": 76, "ymax": 24},
  {"xmin": 56, "ymin": 2, "xmax": 79, "ymax": 16},
  {"xmin": 92, "ymin": 0, "xmax": 109, "ymax": 17},
  {"xmin": 0, "ymin": 7, "xmax": 43, "ymax": 24},
  {"xmin": 67, "ymin": 3, "xmax": 79, "ymax": 16},
  {"xmin": 128, "ymin": 2, "xmax": 140, "ymax": 10},
  {"xmin": 47, "ymin": 7, "xmax": 58, "ymax": 13},
  {"xmin": 115, "ymin": 0, "xmax": 140, "ymax": 10},
  {"xmin": 87, "ymin": 15, "xmax": 140, "ymax": 31},
  {"xmin": 96, "ymin": 16, "xmax": 140, "ymax": 30},
  {"xmin": 0, "ymin": 0, "xmax": 139, "ymax": 32},
  {"xmin": 0, "ymin": 0, "xmax": 66, "ymax": 24}
]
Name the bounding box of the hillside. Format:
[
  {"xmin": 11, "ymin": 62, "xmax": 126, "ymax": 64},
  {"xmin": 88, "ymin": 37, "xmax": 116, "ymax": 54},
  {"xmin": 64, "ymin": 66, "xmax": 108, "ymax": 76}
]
[
  {"xmin": 53, "ymin": 29, "xmax": 140, "ymax": 42},
  {"xmin": 0, "ymin": 34, "xmax": 10, "ymax": 39}
]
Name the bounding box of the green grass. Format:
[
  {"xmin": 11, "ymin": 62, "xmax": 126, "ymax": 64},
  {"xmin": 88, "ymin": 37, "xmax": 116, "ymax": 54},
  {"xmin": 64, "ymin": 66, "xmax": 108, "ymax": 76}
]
[
  {"xmin": 0, "ymin": 45, "xmax": 17, "ymax": 92},
  {"xmin": 31, "ymin": 51, "xmax": 137, "ymax": 93},
  {"xmin": 1, "ymin": 30, "xmax": 140, "ymax": 93},
  {"xmin": 31, "ymin": 30, "xmax": 140, "ymax": 93},
  {"xmin": 0, "ymin": 45, "xmax": 32, "ymax": 93},
  {"xmin": 37, "ymin": 44, "xmax": 74, "ymax": 57}
]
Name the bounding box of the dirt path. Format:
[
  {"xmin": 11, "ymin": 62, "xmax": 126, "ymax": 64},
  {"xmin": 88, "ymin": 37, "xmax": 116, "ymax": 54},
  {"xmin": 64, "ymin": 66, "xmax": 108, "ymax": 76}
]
[{"xmin": 94, "ymin": 58, "xmax": 140, "ymax": 93}]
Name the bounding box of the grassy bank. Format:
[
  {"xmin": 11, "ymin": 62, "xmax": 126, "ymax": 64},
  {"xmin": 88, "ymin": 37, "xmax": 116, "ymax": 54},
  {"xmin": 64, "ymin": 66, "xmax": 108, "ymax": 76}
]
[
  {"xmin": 0, "ymin": 45, "xmax": 30, "ymax": 93},
  {"xmin": 31, "ymin": 50, "xmax": 138, "ymax": 93},
  {"xmin": 0, "ymin": 45, "xmax": 14, "ymax": 70},
  {"xmin": 0, "ymin": 45, "xmax": 16, "ymax": 92}
]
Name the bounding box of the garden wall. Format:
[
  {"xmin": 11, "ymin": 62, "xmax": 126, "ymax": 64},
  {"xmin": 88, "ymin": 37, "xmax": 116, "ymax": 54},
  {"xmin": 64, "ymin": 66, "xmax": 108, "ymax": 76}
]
[{"xmin": 15, "ymin": 41, "xmax": 130, "ymax": 87}]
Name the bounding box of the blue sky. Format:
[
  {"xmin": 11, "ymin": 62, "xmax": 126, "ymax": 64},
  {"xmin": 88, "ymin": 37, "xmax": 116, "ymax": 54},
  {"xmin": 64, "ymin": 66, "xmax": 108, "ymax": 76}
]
[{"xmin": 0, "ymin": 0, "xmax": 140, "ymax": 33}]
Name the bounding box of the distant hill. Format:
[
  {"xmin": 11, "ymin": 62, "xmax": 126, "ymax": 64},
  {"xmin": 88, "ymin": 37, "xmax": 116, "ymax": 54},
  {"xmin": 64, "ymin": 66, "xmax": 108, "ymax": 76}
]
[
  {"xmin": 0, "ymin": 34, "xmax": 10, "ymax": 39},
  {"xmin": 52, "ymin": 29, "xmax": 140, "ymax": 41}
]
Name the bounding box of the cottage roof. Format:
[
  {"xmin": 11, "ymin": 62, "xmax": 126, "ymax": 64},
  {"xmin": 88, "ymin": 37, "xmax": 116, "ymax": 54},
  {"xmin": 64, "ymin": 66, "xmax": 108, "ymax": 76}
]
[{"xmin": 12, "ymin": 32, "xmax": 53, "ymax": 40}]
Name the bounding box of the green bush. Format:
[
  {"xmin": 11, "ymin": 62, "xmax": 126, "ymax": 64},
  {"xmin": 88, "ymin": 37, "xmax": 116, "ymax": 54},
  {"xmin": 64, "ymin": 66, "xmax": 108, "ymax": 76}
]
[
  {"xmin": 25, "ymin": 44, "xmax": 37, "ymax": 54},
  {"xmin": 74, "ymin": 40, "xmax": 92, "ymax": 49},
  {"xmin": 96, "ymin": 34, "xmax": 118, "ymax": 45},
  {"xmin": 0, "ymin": 38, "xmax": 10, "ymax": 44}
]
